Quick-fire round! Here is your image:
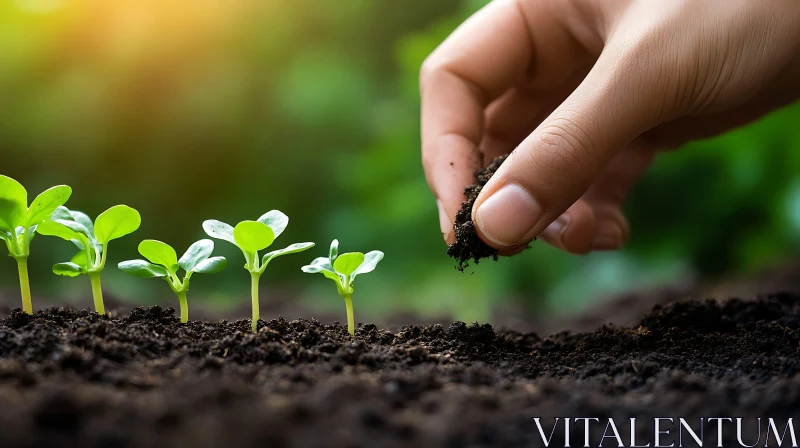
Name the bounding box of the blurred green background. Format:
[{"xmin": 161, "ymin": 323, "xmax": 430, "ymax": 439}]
[{"xmin": 2, "ymin": 0, "xmax": 800, "ymax": 323}]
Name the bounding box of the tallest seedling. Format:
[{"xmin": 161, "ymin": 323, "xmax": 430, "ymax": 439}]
[
  {"xmin": 0, "ymin": 175, "xmax": 72, "ymax": 313},
  {"xmin": 203, "ymin": 210, "xmax": 314, "ymax": 332}
]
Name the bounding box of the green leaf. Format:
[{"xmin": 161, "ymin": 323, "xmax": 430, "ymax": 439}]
[
  {"xmin": 54, "ymin": 219, "xmax": 90, "ymax": 236},
  {"xmin": 302, "ymin": 256, "xmax": 336, "ymax": 274},
  {"xmin": 334, "ymin": 252, "xmax": 364, "ymax": 276},
  {"xmin": 257, "ymin": 210, "xmax": 289, "ymax": 239},
  {"xmin": 53, "ymin": 262, "xmax": 84, "ymax": 277},
  {"xmin": 71, "ymin": 239, "xmax": 86, "ymax": 251},
  {"xmin": 36, "ymin": 220, "xmax": 83, "ymax": 241},
  {"xmin": 118, "ymin": 260, "xmax": 169, "ymax": 278},
  {"xmin": 71, "ymin": 250, "xmax": 89, "ymax": 271},
  {"xmin": 0, "ymin": 175, "xmax": 27, "ymax": 233},
  {"xmin": 26, "ymin": 185, "xmax": 72, "ymax": 227},
  {"xmin": 261, "ymin": 242, "xmax": 315, "ymax": 266},
  {"xmin": 302, "ymin": 257, "xmax": 344, "ymax": 289},
  {"xmin": 50, "ymin": 206, "xmax": 74, "ymax": 222},
  {"xmin": 94, "ymin": 205, "xmax": 141, "ymax": 244},
  {"xmin": 329, "ymin": 239, "xmax": 339, "ymax": 261},
  {"xmin": 179, "ymin": 239, "xmax": 214, "ymax": 272},
  {"xmin": 323, "ymin": 270, "xmax": 342, "ymax": 281},
  {"xmin": 138, "ymin": 240, "xmax": 178, "ymax": 271},
  {"xmin": 69, "ymin": 210, "xmax": 101, "ymax": 254},
  {"xmin": 202, "ymin": 219, "xmax": 236, "ymax": 246},
  {"xmin": 191, "ymin": 256, "xmax": 227, "ymax": 274},
  {"xmin": 69, "ymin": 210, "xmax": 95, "ymax": 236},
  {"xmin": 233, "ymin": 221, "xmax": 275, "ymax": 253},
  {"xmin": 350, "ymin": 250, "xmax": 384, "ymax": 282}
]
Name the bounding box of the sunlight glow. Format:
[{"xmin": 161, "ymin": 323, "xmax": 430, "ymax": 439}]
[{"xmin": 14, "ymin": 0, "xmax": 66, "ymax": 14}]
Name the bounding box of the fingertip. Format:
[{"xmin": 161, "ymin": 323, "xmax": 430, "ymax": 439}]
[
  {"xmin": 539, "ymin": 214, "xmax": 571, "ymax": 250},
  {"xmin": 472, "ymin": 182, "xmax": 543, "ymax": 250},
  {"xmin": 542, "ymin": 201, "xmax": 596, "ymax": 255},
  {"xmin": 591, "ymin": 219, "xmax": 626, "ymax": 251},
  {"xmin": 437, "ymin": 199, "xmax": 456, "ymax": 245}
]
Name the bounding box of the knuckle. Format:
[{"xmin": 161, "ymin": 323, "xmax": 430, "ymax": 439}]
[
  {"xmin": 419, "ymin": 54, "xmax": 444, "ymax": 87},
  {"xmin": 534, "ymin": 116, "xmax": 596, "ymax": 172}
]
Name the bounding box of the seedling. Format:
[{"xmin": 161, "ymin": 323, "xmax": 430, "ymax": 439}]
[
  {"xmin": 37, "ymin": 205, "xmax": 141, "ymax": 314},
  {"xmin": 301, "ymin": 240, "xmax": 383, "ymax": 335},
  {"xmin": 118, "ymin": 239, "xmax": 227, "ymax": 323},
  {"xmin": 203, "ymin": 210, "xmax": 314, "ymax": 332},
  {"xmin": 0, "ymin": 175, "xmax": 72, "ymax": 314}
]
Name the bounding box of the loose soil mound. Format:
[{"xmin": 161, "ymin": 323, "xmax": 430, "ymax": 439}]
[{"xmin": 1, "ymin": 295, "xmax": 800, "ymax": 447}]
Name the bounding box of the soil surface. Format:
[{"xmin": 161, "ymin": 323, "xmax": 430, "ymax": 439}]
[
  {"xmin": 2, "ymin": 293, "xmax": 800, "ymax": 447},
  {"xmin": 447, "ymin": 155, "xmax": 506, "ymax": 270}
]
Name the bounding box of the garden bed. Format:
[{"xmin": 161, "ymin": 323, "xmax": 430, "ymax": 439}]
[{"xmin": 1, "ymin": 292, "xmax": 800, "ymax": 447}]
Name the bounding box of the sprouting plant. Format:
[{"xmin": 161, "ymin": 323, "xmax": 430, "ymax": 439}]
[
  {"xmin": 37, "ymin": 205, "xmax": 141, "ymax": 315},
  {"xmin": 118, "ymin": 239, "xmax": 227, "ymax": 323},
  {"xmin": 301, "ymin": 240, "xmax": 383, "ymax": 335},
  {"xmin": 203, "ymin": 210, "xmax": 314, "ymax": 332},
  {"xmin": 0, "ymin": 175, "xmax": 72, "ymax": 314}
]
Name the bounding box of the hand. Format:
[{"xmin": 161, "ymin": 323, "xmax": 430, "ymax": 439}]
[{"xmin": 421, "ymin": 0, "xmax": 800, "ymax": 254}]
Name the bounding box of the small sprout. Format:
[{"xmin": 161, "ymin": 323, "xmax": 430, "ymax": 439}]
[
  {"xmin": 38, "ymin": 205, "xmax": 141, "ymax": 314},
  {"xmin": 0, "ymin": 175, "xmax": 72, "ymax": 314},
  {"xmin": 302, "ymin": 239, "xmax": 383, "ymax": 335},
  {"xmin": 118, "ymin": 239, "xmax": 226, "ymax": 323},
  {"xmin": 203, "ymin": 210, "xmax": 314, "ymax": 332}
]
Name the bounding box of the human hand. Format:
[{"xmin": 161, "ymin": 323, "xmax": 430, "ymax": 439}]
[{"xmin": 421, "ymin": 0, "xmax": 800, "ymax": 254}]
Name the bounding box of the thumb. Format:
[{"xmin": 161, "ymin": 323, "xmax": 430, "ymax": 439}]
[{"xmin": 472, "ymin": 51, "xmax": 668, "ymax": 249}]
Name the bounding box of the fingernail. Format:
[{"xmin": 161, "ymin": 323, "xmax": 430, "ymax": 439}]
[
  {"xmin": 436, "ymin": 199, "xmax": 452, "ymax": 238},
  {"xmin": 592, "ymin": 221, "xmax": 623, "ymax": 250},
  {"xmin": 474, "ymin": 183, "xmax": 542, "ymax": 247},
  {"xmin": 542, "ymin": 214, "xmax": 570, "ymax": 243}
]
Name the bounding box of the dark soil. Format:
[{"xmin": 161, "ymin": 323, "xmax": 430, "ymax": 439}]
[
  {"xmin": 447, "ymin": 155, "xmax": 507, "ymax": 271},
  {"xmin": 2, "ymin": 294, "xmax": 800, "ymax": 447}
]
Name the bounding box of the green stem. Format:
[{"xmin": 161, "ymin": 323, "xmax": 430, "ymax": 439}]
[
  {"xmin": 16, "ymin": 257, "xmax": 32, "ymax": 314},
  {"xmin": 177, "ymin": 290, "xmax": 188, "ymax": 323},
  {"xmin": 250, "ymin": 271, "xmax": 260, "ymax": 333},
  {"xmin": 344, "ymin": 294, "xmax": 354, "ymax": 336},
  {"xmin": 88, "ymin": 272, "xmax": 105, "ymax": 315}
]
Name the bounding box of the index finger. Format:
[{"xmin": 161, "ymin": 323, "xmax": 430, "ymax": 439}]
[{"xmin": 420, "ymin": 0, "xmax": 534, "ymax": 242}]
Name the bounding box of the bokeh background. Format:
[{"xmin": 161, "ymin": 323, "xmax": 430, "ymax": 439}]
[{"xmin": 2, "ymin": 0, "xmax": 800, "ymax": 323}]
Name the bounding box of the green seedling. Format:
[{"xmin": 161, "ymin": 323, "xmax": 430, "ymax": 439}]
[
  {"xmin": 37, "ymin": 205, "xmax": 141, "ymax": 314},
  {"xmin": 203, "ymin": 210, "xmax": 314, "ymax": 332},
  {"xmin": 118, "ymin": 239, "xmax": 227, "ymax": 323},
  {"xmin": 302, "ymin": 240, "xmax": 383, "ymax": 335},
  {"xmin": 0, "ymin": 175, "xmax": 72, "ymax": 314}
]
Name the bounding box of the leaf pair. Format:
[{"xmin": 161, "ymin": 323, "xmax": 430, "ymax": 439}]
[
  {"xmin": 0, "ymin": 175, "xmax": 72, "ymax": 255},
  {"xmin": 119, "ymin": 238, "xmax": 227, "ymax": 323},
  {"xmin": 38, "ymin": 205, "xmax": 141, "ymax": 276},
  {"xmin": 302, "ymin": 239, "xmax": 383, "ymax": 296},
  {"xmin": 203, "ymin": 210, "xmax": 314, "ymax": 274},
  {"xmin": 204, "ymin": 210, "xmax": 314, "ymax": 332},
  {"xmin": 119, "ymin": 239, "xmax": 226, "ymax": 283},
  {"xmin": 0, "ymin": 175, "xmax": 73, "ymax": 314}
]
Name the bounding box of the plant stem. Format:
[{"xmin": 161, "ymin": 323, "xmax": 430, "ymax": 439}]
[
  {"xmin": 250, "ymin": 271, "xmax": 260, "ymax": 333},
  {"xmin": 343, "ymin": 294, "xmax": 355, "ymax": 336},
  {"xmin": 15, "ymin": 257, "xmax": 32, "ymax": 314},
  {"xmin": 88, "ymin": 272, "xmax": 105, "ymax": 315},
  {"xmin": 177, "ymin": 290, "xmax": 189, "ymax": 323}
]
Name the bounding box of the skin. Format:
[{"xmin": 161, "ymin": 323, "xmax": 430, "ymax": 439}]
[{"xmin": 421, "ymin": 0, "xmax": 800, "ymax": 255}]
